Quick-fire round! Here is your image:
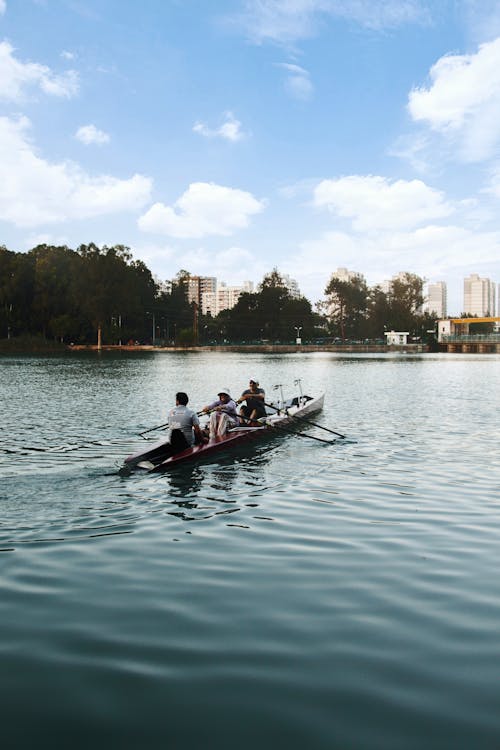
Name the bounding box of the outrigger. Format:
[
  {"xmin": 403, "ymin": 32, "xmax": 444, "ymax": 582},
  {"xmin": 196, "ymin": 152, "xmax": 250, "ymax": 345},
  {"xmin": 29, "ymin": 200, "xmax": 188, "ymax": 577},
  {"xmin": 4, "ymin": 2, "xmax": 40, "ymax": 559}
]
[{"xmin": 122, "ymin": 382, "xmax": 335, "ymax": 474}]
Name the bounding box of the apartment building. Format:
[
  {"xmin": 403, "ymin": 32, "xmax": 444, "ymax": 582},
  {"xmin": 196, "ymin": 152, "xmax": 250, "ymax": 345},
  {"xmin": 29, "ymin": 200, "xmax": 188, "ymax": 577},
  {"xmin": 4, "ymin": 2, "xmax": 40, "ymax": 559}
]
[
  {"xmin": 201, "ymin": 281, "xmax": 254, "ymax": 316},
  {"xmin": 463, "ymin": 274, "xmax": 496, "ymax": 316},
  {"xmin": 426, "ymin": 281, "xmax": 447, "ymax": 318},
  {"xmin": 186, "ymin": 276, "xmax": 217, "ymax": 307}
]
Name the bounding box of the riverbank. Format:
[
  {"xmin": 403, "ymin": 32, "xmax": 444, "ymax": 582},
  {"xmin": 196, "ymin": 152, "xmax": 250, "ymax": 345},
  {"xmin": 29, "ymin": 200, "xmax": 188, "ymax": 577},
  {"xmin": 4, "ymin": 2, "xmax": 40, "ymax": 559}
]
[{"xmin": 67, "ymin": 342, "xmax": 429, "ymax": 354}]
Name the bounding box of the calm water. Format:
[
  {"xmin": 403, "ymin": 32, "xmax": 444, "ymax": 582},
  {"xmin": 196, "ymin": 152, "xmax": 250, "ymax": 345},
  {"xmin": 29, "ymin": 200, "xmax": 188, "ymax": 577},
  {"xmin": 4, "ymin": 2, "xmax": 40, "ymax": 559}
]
[{"xmin": 1, "ymin": 351, "xmax": 500, "ymax": 749}]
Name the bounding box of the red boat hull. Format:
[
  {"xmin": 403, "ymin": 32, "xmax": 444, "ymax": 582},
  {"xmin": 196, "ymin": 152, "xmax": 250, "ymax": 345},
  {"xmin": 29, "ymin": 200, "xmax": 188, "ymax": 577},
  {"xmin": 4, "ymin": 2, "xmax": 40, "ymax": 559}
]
[{"xmin": 123, "ymin": 394, "xmax": 325, "ymax": 473}]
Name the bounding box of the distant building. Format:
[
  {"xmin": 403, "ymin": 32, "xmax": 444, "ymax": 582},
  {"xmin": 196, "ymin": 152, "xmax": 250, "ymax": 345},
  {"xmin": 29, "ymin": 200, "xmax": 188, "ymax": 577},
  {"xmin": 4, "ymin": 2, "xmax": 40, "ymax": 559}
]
[
  {"xmin": 379, "ymin": 279, "xmax": 392, "ymax": 294},
  {"xmin": 385, "ymin": 330, "xmax": 409, "ymax": 345},
  {"xmin": 426, "ymin": 281, "xmax": 447, "ymax": 318},
  {"xmin": 156, "ymin": 277, "xmax": 172, "ymax": 295},
  {"xmin": 380, "ymin": 272, "xmax": 413, "ymax": 295},
  {"xmin": 331, "ymin": 267, "xmax": 359, "ymax": 284},
  {"xmin": 463, "ymin": 274, "xmax": 496, "ymax": 317},
  {"xmin": 281, "ymin": 273, "xmax": 301, "ymax": 299},
  {"xmin": 186, "ymin": 276, "xmax": 217, "ymax": 307},
  {"xmin": 377, "ymin": 272, "xmax": 423, "ymax": 313},
  {"xmin": 325, "ymin": 267, "xmax": 367, "ymax": 320},
  {"xmin": 201, "ymin": 280, "xmax": 254, "ymax": 316}
]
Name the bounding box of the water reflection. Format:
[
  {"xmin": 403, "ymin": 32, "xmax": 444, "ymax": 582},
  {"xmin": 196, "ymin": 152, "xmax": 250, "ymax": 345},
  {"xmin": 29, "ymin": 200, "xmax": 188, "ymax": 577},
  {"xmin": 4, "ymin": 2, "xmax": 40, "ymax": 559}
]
[
  {"xmin": 0, "ymin": 438, "xmax": 280, "ymax": 546},
  {"xmin": 159, "ymin": 455, "xmax": 272, "ymax": 524}
]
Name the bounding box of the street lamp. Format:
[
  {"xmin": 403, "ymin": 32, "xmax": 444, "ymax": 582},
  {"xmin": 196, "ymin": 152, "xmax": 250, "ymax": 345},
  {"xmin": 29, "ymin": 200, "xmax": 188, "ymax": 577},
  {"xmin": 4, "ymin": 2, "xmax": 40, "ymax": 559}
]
[{"xmin": 294, "ymin": 325, "xmax": 302, "ymax": 345}]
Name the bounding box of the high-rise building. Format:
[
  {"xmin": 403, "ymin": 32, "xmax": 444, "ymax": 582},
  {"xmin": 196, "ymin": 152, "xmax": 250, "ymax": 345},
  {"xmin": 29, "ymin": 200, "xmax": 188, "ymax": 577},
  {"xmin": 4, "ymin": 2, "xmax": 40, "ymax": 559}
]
[
  {"xmin": 426, "ymin": 281, "xmax": 447, "ymax": 318},
  {"xmin": 186, "ymin": 276, "xmax": 217, "ymax": 307},
  {"xmin": 379, "ymin": 272, "xmax": 409, "ymax": 295},
  {"xmin": 331, "ymin": 267, "xmax": 359, "ymax": 283},
  {"xmin": 463, "ymin": 274, "xmax": 496, "ymax": 316},
  {"xmin": 201, "ymin": 281, "xmax": 254, "ymax": 316},
  {"xmin": 280, "ymin": 274, "xmax": 301, "ymax": 299}
]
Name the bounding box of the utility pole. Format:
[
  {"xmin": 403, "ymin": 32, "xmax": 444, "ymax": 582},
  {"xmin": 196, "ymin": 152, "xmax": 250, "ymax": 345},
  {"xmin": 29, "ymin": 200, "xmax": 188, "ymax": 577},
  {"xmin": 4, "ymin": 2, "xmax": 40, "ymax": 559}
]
[{"xmin": 193, "ymin": 302, "xmax": 199, "ymax": 344}]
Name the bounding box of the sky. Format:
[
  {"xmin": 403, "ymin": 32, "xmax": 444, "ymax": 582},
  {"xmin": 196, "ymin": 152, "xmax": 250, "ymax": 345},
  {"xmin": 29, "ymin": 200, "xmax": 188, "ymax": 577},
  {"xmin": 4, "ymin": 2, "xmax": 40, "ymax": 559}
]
[{"xmin": 1, "ymin": 0, "xmax": 500, "ymax": 315}]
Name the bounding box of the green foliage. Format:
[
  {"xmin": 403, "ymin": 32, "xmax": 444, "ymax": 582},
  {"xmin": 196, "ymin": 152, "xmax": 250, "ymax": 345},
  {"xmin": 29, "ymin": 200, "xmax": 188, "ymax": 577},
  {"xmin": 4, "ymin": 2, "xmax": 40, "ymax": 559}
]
[
  {"xmin": 221, "ymin": 268, "xmax": 318, "ymax": 341},
  {"xmin": 324, "ymin": 273, "xmax": 369, "ymax": 339},
  {"xmin": 177, "ymin": 327, "xmax": 196, "ymax": 345},
  {"xmin": 0, "ymin": 245, "xmax": 444, "ymax": 347},
  {"xmin": 324, "ymin": 272, "xmax": 432, "ymax": 340}
]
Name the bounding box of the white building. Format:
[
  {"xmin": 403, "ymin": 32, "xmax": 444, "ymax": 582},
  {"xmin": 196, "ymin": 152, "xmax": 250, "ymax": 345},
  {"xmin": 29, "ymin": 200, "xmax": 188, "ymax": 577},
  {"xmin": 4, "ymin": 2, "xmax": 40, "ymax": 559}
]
[
  {"xmin": 331, "ymin": 267, "xmax": 359, "ymax": 283},
  {"xmin": 426, "ymin": 281, "xmax": 447, "ymax": 318},
  {"xmin": 281, "ymin": 273, "xmax": 301, "ymax": 299},
  {"xmin": 385, "ymin": 330, "xmax": 409, "ymax": 345},
  {"xmin": 463, "ymin": 274, "xmax": 496, "ymax": 317},
  {"xmin": 379, "ymin": 279, "xmax": 392, "ymax": 294},
  {"xmin": 201, "ymin": 281, "xmax": 254, "ymax": 316}
]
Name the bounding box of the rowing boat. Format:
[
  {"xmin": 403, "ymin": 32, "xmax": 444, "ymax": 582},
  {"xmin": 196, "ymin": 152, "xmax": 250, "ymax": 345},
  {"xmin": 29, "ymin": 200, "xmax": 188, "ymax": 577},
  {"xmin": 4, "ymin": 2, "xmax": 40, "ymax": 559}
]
[{"xmin": 123, "ymin": 393, "xmax": 325, "ymax": 473}]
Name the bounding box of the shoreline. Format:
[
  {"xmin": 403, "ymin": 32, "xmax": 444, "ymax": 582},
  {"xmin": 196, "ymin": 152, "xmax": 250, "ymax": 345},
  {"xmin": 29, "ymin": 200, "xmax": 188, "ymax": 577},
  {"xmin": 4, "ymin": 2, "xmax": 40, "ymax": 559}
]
[
  {"xmin": 3, "ymin": 342, "xmax": 498, "ymax": 354},
  {"xmin": 67, "ymin": 343, "xmax": 428, "ymax": 353}
]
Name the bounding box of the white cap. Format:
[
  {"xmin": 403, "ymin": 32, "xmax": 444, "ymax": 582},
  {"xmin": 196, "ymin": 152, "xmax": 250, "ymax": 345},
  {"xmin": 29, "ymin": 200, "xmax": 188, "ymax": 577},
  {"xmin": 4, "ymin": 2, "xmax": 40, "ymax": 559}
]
[
  {"xmin": 218, "ymin": 387, "xmax": 231, "ymax": 397},
  {"xmin": 249, "ymin": 378, "xmax": 259, "ymax": 385}
]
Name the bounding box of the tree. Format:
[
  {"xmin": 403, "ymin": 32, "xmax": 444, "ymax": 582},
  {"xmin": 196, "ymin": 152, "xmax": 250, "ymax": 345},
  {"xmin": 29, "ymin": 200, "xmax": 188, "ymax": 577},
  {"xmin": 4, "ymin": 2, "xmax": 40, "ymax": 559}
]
[
  {"xmin": 324, "ymin": 273, "xmax": 368, "ymax": 340},
  {"xmin": 74, "ymin": 243, "xmax": 158, "ymax": 348},
  {"xmin": 366, "ymin": 285, "xmax": 391, "ymax": 339},
  {"xmin": 386, "ymin": 273, "xmax": 425, "ymax": 333},
  {"xmin": 30, "ymin": 244, "xmax": 78, "ymax": 339},
  {"xmin": 220, "ymin": 269, "xmax": 319, "ymax": 342},
  {"xmin": 0, "ymin": 247, "xmax": 35, "ymax": 338}
]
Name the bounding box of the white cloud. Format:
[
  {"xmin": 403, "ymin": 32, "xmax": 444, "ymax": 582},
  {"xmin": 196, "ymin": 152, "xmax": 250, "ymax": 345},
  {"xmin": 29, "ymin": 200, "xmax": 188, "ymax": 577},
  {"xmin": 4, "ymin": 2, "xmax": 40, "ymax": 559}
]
[
  {"xmin": 25, "ymin": 232, "xmax": 70, "ymax": 249},
  {"xmin": 408, "ymin": 36, "xmax": 500, "ymax": 161},
  {"xmin": 277, "ymin": 62, "xmax": 313, "ymax": 100},
  {"xmin": 0, "ymin": 1, "xmax": 6, "ymax": 15},
  {"xmin": 75, "ymin": 124, "xmax": 110, "ymax": 145},
  {"xmin": 285, "ymin": 224, "xmax": 500, "ymax": 309},
  {"xmin": 131, "ymin": 241, "xmax": 256, "ymax": 289},
  {"xmin": 313, "ymin": 175, "xmax": 454, "ymax": 231},
  {"xmin": 232, "ymin": 0, "xmax": 430, "ymax": 45},
  {"xmin": 138, "ymin": 182, "xmax": 265, "ymax": 238},
  {"xmin": 388, "ymin": 133, "xmax": 433, "ymax": 174},
  {"xmin": 61, "ymin": 50, "xmax": 76, "ymax": 61},
  {"xmin": 0, "ymin": 41, "xmax": 79, "ymax": 101},
  {"xmin": 193, "ymin": 111, "xmax": 245, "ymax": 141},
  {"xmin": 482, "ymin": 165, "xmax": 500, "ymax": 199},
  {"xmin": 0, "ymin": 116, "xmax": 152, "ymax": 227}
]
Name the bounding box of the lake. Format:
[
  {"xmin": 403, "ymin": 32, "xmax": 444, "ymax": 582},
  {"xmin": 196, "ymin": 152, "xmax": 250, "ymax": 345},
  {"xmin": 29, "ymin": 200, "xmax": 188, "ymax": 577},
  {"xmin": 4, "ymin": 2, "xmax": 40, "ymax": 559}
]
[{"xmin": 1, "ymin": 351, "xmax": 499, "ymax": 749}]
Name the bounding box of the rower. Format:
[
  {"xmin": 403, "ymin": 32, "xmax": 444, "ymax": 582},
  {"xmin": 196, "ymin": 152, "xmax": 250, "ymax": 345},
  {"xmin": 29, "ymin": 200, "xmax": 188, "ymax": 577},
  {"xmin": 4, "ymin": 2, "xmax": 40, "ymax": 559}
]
[
  {"xmin": 236, "ymin": 378, "xmax": 266, "ymax": 422},
  {"xmin": 167, "ymin": 392, "xmax": 206, "ymax": 451},
  {"xmin": 202, "ymin": 388, "xmax": 239, "ymax": 439}
]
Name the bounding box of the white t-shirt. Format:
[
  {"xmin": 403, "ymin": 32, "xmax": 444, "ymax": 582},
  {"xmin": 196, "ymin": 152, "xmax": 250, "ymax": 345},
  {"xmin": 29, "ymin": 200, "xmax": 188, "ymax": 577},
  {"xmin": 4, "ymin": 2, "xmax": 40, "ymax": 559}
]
[{"xmin": 167, "ymin": 405, "xmax": 200, "ymax": 445}]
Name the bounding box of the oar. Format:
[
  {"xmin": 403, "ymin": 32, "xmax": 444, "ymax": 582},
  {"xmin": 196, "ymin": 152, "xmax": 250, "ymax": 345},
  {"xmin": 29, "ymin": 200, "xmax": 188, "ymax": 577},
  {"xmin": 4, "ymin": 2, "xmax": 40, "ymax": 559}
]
[
  {"xmin": 264, "ymin": 419, "xmax": 336, "ymax": 445},
  {"xmin": 264, "ymin": 402, "xmax": 345, "ymax": 439},
  {"xmin": 237, "ymin": 413, "xmax": 334, "ymax": 445},
  {"xmin": 139, "ymin": 407, "xmax": 216, "ymax": 439},
  {"xmin": 138, "ymin": 421, "xmax": 170, "ymax": 438}
]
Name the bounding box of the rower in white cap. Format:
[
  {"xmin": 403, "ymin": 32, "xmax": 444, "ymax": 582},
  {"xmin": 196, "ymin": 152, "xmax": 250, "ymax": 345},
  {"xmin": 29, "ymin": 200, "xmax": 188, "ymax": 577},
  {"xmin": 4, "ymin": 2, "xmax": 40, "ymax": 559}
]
[{"xmin": 202, "ymin": 387, "xmax": 239, "ymax": 439}]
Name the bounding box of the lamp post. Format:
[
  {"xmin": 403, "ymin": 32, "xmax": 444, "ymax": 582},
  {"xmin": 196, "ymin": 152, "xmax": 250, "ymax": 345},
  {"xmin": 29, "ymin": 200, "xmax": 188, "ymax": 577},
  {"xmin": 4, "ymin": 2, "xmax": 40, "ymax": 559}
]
[{"xmin": 294, "ymin": 325, "xmax": 302, "ymax": 345}]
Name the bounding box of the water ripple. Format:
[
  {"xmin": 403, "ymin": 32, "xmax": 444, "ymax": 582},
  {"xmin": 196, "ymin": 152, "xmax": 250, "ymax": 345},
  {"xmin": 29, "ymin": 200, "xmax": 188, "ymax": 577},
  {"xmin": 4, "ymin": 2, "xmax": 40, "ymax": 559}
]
[{"xmin": 1, "ymin": 353, "xmax": 500, "ymax": 748}]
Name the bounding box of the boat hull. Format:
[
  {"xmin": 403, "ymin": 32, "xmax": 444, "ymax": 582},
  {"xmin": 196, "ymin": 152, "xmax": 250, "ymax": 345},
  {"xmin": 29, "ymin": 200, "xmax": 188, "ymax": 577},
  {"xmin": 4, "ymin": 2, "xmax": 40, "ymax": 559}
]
[{"xmin": 123, "ymin": 394, "xmax": 325, "ymax": 473}]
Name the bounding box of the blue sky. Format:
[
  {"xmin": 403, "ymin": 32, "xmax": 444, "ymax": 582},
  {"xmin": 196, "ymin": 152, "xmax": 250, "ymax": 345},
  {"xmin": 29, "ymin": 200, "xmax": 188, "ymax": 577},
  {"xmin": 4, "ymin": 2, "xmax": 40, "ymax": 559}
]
[{"xmin": 1, "ymin": 0, "xmax": 500, "ymax": 314}]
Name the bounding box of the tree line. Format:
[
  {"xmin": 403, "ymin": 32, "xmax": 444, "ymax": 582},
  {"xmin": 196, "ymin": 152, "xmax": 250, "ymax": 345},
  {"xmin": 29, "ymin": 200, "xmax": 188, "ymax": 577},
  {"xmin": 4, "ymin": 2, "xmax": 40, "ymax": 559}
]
[{"xmin": 0, "ymin": 243, "xmax": 437, "ymax": 346}]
